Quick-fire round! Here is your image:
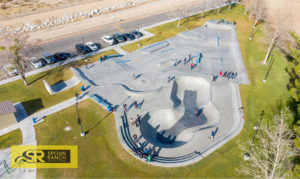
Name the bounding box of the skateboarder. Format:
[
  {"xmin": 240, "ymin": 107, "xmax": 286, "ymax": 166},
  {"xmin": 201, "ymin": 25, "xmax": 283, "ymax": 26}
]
[
  {"xmin": 134, "ymin": 101, "xmax": 138, "ymax": 109},
  {"xmin": 123, "ymin": 104, "xmax": 127, "ymax": 112},
  {"xmin": 190, "ymin": 63, "xmax": 194, "ymax": 70}
]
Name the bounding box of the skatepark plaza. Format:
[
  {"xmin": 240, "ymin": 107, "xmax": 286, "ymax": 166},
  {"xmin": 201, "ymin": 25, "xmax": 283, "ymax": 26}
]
[{"xmin": 73, "ymin": 20, "xmax": 248, "ymax": 167}]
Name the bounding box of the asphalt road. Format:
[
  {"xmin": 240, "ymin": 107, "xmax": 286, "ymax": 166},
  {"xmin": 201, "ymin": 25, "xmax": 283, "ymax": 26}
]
[{"xmin": 18, "ymin": 0, "xmax": 232, "ymax": 72}]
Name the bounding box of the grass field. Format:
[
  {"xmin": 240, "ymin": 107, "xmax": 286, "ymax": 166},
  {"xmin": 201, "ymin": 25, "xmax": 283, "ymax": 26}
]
[
  {"xmin": 0, "ymin": 49, "xmax": 117, "ymax": 115},
  {"xmin": 0, "ymin": 129, "xmax": 22, "ymax": 149},
  {"xmin": 35, "ymin": 4, "xmax": 290, "ymax": 178}
]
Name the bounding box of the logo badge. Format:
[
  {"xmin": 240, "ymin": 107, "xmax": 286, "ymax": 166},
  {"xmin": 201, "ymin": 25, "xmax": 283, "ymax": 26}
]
[{"xmin": 11, "ymin": 145, "xmax": 78, "ymax": 168}]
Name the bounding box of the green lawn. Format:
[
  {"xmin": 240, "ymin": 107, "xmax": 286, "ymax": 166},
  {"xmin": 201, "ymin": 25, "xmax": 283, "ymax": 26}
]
[
  {"xmin": 35, "ymin": 5, "xmax": 290, "ymax": 178},
  {"xmin": 0, "ymin": 49, "xmax": 118, "ymax": 115},
  {"xmin": 0, "ymin": 129, "xmax": 22, "ymax": 149}
]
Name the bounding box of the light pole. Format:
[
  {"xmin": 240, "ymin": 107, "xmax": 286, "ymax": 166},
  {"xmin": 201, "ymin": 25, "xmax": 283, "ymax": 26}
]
[
  {"xmin": 75, "ymin": 101, "xmax": 85, "ymax": 137},
  {"xmin": 137, "ymin": 24, "xmax": 141, "ymax": 47},
  {"xmin": 244, "ymin": 110, "xmax": 264, "ymax": 160}
]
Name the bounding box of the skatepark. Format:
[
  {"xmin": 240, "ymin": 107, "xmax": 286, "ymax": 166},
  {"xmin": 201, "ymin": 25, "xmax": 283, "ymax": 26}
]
[{"xmin": 73, "ymin": 20, "xmax": 247, "ymax": 167}]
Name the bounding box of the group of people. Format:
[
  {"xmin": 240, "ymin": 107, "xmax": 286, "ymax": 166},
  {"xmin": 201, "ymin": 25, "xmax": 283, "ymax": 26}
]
[
  {"xmin": 221, "ymin": 71, "xmax": 238, "ymax": 80},
  {"xmin": 132, "ymin": 145, "xmax": 156, "ymax": 162}
]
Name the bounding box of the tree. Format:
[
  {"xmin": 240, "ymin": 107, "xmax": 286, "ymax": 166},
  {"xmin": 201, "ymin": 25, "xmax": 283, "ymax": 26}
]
[
  {"xmin": 262, "ymin": 2, "xmax": 293, "ymax": 64},
  {"xmin": 1, "ymin": 34, "xmax": 31, "ymax": 86},
  {"xmin": 248, "ymin": 0, "xmax": 267, "ymax": 40},
  {"xmin": 286, "ymin": 32, "xmax": 300, "ymax": 177},
  {"xmin": 239, "ymin": 109, "xmax": 298, "ymax": 178}
]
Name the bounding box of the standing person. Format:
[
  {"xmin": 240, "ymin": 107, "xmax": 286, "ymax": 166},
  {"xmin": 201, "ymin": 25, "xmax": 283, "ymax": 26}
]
[
  {"xmin": 137, "ymin": 114, "xmax": 141, "ymax": 124},
  {"xmin": 85, "ymin": 59, "xmax": 88, "ymax": 69},
  {"xmin": 184, "ymin": 58, "xmax": 187, "ymax": 64},
  {"xmin": 190, "ymin": 63, "xmax": 194, "ymax": 70},
  {"xmin": 130, "ymin": 118, "xmax": 134, "ymax": 125},
  {"xmin": 132, "ymin": 73, "xmax": 136, "ymax": 80},
  {"xmin": 195, "ymin": 109, "xmax": 198, "ymax": 118},
  {"xmin": 168, "ymin": 76, "xmax": 171, "ymax": 83},
  {"xmin": 211, "ymin": 130, "xmax": 215, "ymax": 140},
  {"xmin": 134, "ymin": 101, "xmax": 138, "ymax": 109},
  {"xmin": 189, "ymin": 54, "xmax": 191, "ymax": 60},
  {"xmin": 123, "ymin": 104, "xmax": 127, "ymax": 112},
  {"xmin": 75, "ymin": 92, "xmax": 79, "ymax": 101},
  {"xmin": 219, "ymin": 71, "xmax": 222, "ymax": 76}
]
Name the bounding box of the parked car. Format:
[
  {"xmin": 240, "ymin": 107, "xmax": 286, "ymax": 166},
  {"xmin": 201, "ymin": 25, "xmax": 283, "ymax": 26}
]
[
  {"xmin": 122, "ymin": 33, "xmax": 135, "ymax": 41},
  {"xmin": 43, "ymin": 52, "xmax": 57, "ymax": 64},
  {"xmin": 53, "ymin": 52, "xmax": 68, "ymax": 61},
  {"xmin": 86, "ymin": 42, "xmax": 98, "ymax": 51},
  {"xmin": 113, "ymin": 33, "xmax": 126, "ymax": 43},
  {"xmin": 75, "ymin": 44, "xmax": 91, "ymax": 54},
  {"xmin": 4, "ymin": 63, "xmax": 18, "ymax": 76},
  {"xmin": 130, "ymin": 30, "xmax": 143, "ymax": 38},
  {"xmin": 30, "ymin": 57, "xmax": 44, "ymax": 69},
  {"xmin": 101, "ymin": 35, "xmax": 116, "ymax": 45}
]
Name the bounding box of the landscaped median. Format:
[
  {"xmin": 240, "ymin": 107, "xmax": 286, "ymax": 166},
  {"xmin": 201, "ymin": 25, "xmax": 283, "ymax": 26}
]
[
  {"xmin": 0, "ymin": 49, "xmax": 118, "ymax": 115},
  {"xmin": 34, "ymin": 4, "xmax": 290, "ymax": 177}
]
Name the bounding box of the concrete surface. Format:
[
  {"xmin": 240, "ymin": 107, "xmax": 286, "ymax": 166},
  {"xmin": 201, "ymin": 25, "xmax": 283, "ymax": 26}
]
[{"xmin": 76, "ymin": 20, "xmax": 247, "ymax": 166}]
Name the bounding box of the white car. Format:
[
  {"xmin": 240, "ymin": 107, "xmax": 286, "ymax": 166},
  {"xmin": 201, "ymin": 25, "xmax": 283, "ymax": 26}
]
[
  {"xmin": 30, "ymin": 57, "xmax": 43, "ymax": 69},
  {"xmin": 101, "ymin": 35, "xmax": 115, "ymax": 45},
  {"xmin": 4, "ymin": 63, "xmax": 18, "ymax": 76},
  {"xmin": 86, "ymin": 42, "xmax": 98, "ymax": 51}
]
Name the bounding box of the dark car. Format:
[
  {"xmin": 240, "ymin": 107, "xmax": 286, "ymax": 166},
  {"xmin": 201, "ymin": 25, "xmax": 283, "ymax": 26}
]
[
  {"xmin": 122, "ymin": 33, "xmax": 135, "ymax": 41},
  {"xmin": 75, "ymin": 44, "xmax": 91, "ymax": 54},
  {"xmin": 43, "ymin": 52, "xmax": 57, "ymax": 64},
  {"xmin": 113, "ymin": 33, "xmax": 126, "ymax": 43},
  {"xmin": 130, "ymin": 30, "xmax": 143, "ymax": 38},
  {"xmin": 53, "ymin": 52, "xmax": 68, "ymax": 61}
]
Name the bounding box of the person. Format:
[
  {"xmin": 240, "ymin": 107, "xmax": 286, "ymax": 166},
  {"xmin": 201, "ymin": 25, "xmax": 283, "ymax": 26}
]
[
  {"xmin": 147, "ymin": 155, "xmax": 152, "ymax": 162},
  {"xmin": 133, "ymin": 101, "xmax": 138, "ymax": 109},
  {"xmin": 123, "ymin": 104, "xmax": 127, "ymax": 112},
  {"xmin": 84, "ymin": 59, "xmax": 88, "ymax": 69},
  {"xmin": 75, "ymin": 92, "xmax": 79, "ymax": 101},
  {"xmin": 190, "ymin": 62, "xmax": 194, "ymax": 70},
  {"xmin": 195, "ymin": 109, "xmax": 198, "ymax": 118},
  {"xmin": 132, "ymin": 73, "xmax": 136, "ymax": 80},
  {"xmin": 130, "ymin": 118, "xmax": 134, "ymax": 125},
  {"xmin": 137, "ymin": 115, "xmax": 141, "ymax": 124},
  {"xmin": 184, "ymin": 58, "xmax": 187, "ymax": 64},
  {"xmin": 219, "ymin": 71, "xmax": 222, "ymax": 76},
  {"xmin": 168, "ymin": 76, "xmax": 171, "ymax": 83},
  {"xmin": 211, "ymin": 130, "xmax": 215, "ymax": 140}
]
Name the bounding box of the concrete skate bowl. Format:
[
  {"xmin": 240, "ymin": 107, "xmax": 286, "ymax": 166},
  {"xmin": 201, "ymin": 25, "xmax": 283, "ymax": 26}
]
[
  {"xmin": 140, "ymin": 76, "xmax": 221, "ymax": 148},
  {"xmin": 140, "ymin": 41, "xmax": 169, "ymax": 55}
]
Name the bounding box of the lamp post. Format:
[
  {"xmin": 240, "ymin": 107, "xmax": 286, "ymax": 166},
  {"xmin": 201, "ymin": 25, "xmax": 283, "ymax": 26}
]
[
  {"xmin": 137, "ymin": 24, "xmax": 141, "ymax": 47},
  {"xmin": 244, "ymin": 110, "xmax": 264, "ymax": 160},
  {"xmin": 75, "ymin": 101, "xmax": 85, "ymax": 137},
  {"xmin": 82, "ymin": 37, "xmax": 85, "ymax": 45}
]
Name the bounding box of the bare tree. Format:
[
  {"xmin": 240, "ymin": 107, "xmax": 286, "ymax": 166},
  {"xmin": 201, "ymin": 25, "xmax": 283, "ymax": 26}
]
[
  {"xmin": 238, "ymin": 108, "xmax": 298, "ymax": 178},
  {"xmin": 263, "ymin": 4, "xmax": 292, "ymax": 64},
  {"xmin": 1, "ymin": 34, "xmax": 31, "ymax": 86},
  {"xmin": 248, "ymin": 0, "xmax": 267, "ymax": 40}
]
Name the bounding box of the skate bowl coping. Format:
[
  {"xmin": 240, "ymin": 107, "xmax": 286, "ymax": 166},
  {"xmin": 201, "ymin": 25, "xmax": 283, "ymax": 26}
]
[{"xmin": 140, "ymin": 41, "xmax": 169, "ymax": 54}]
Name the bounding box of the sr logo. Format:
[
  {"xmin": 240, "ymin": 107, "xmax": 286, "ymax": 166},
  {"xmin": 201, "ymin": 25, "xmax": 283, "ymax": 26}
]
[{"xmin": 15, "ymin": 149, "xmax": 45, "ymax": 164}]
